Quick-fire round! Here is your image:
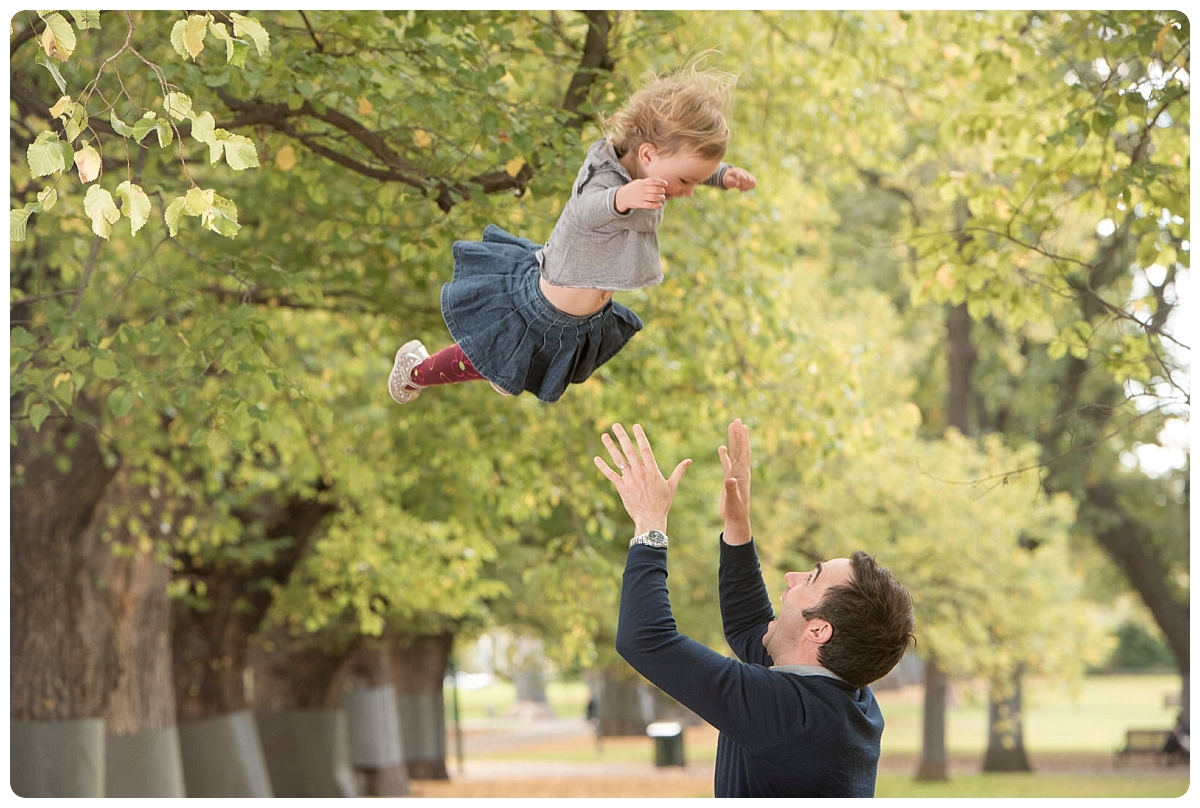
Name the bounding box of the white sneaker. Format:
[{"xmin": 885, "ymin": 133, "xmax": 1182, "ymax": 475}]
[{"xmin": 388, "ymin": 340, "xmax": 430, "ymax": 403}]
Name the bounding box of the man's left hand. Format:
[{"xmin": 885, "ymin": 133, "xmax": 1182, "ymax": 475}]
[{"xmin": 594, "ymin": 423, "xmax": 691, "ymax": 536}]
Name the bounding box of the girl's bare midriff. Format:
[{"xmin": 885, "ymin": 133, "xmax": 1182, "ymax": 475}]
[{"xmin": 539, "ymin": 276, "xmax": 613, "ymax": 316}]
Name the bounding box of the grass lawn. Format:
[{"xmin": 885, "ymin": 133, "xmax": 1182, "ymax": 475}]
[{"xmin": 875, "ymin": 772, "xmax": 1189, "ymax": 798}]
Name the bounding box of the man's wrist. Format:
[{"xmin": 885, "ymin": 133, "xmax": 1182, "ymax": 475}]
[
  {"xmin": 721, "ymin": 523, "xmax": 753, "ymax": 546},
  {"xmin": 630, "ymin": 530, "xmax": 669, "ymax": 549}
]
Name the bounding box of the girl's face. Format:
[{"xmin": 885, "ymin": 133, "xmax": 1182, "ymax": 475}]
[{"xmin": 637, "ymin": 144, "xmax": 723, "ymax": 200}]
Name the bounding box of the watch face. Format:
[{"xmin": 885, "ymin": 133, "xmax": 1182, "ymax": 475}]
[{"xmin": 641, "ymin": 531, "xmax": 668, "ymax": 547}]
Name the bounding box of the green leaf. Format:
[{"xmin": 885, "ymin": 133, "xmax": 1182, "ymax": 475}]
[
  {"xmin": 41, "ymin": 12, "xmax": 77, "ymax": 61},
  {"xmin": 231, "ymin": 13, "xmax": 271, "ymax": 56},
  {"xmin": 36, "ymin": 187, "xmax": 57, "ymax": 212},
  {"xmin": 68, "ymin": 10, "xmax": 102, "ymax": 30},
  {"xmin": 190, "ymin": 112, "xmax": 224, "ymax": 163},
  {"xmin": 63, "ymin": 101, "xmax": 88, "ymax": 141},
  {"xmin": 204, "ymin": 192, "xmax": 240, "ymax": 238},
  {"xmin": 115, "ymin": 181, "xmax": 151, "ymax": 235},
  {"xmin": 110, "ymin": 113, "xmax": 135, "ymax": 137},
  {"xmin": 83, "ymin": 185, "xmax": 120, "ymax": 239},
  {"xmin": 29, "ymin": 403, "xmax": 51, "ymax": 432},
  {"xmin": 218, "ymin": 131, "xmax": 259, "ymax": 170},
  {"xmin": 184, "ymin": 187, "xmax": 214, "ymax": 215},
  {"xmin": 170, "ymin": 19, "xmax": 189, "ymax": 59},
  {"xmin": 34, "ymin": 48, "xmax": 67, "ymax": 94},
  {"xmin": 27, "ymin": 132, "xmax": 66, "ymax": 177},
  {"xmin": 10, "ymin": 208, "xmax": 34, "ymax": 242},
  {"xmin": 209, "ymin": 20, "xmax": 237, "ymax": 62},
  {"xmin": 131, "ymin": 112, "xmax": 158, "ymax": 144},
  {"xmin": 165, "ymin": 195, "xmax": 187, "ymax": 237},
  {"xmin": 164, "ymin": 92, "xmax": 193, "ymax": 121},
  {"xmin": 107, "ymin": 386, "xmax": 134, "ymax": 418},
  {"xmin": 93, "ymin": 356, "xmax": 119, "ymax": 380},
  {"xmin": 155, "ymin": 119, "xmax": 174, "ymax": 148}
]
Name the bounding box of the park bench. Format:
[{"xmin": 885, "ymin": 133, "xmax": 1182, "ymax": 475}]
[{"xmin": 1114, "ymin": 728, "xmax": 1187, "ymax": 766}]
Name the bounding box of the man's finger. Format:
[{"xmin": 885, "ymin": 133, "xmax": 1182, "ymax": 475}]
[
  {"xmin": 593, "ymin": 455, "xmax": 620, "ymax": 484},
  {"xmin": 611, "ymin": 423, "xmax": 639, "ymax": 466},
  {"xmin": 632, "ymin": 424, "xmax": 659, "ymax": 472},
  {"xmin": 601, "ymin": 432, "xmax": 627, "ymax": 469},
  {"xmin": 666, "ymin": 458, "xmax": 692, "ymax": 493}
]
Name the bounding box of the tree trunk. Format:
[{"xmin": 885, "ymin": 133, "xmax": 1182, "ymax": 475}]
[
  {"xmin": 916, "ymin": 657, "xmax": 949, "ymax": 781},
  {"xmin": 390, "ymin": 633, "xmax": 453, "ymax": 780},
  {"xmin": 172, "ymin": 495, "xmax": 334, "ymax": 721},
  {"xmin": 982, "ymin": 671, "xmax": 1032, "ymax": 772},
  {"xmin": 101, "ymin": 495, "xmax": 186, "ymax": 797},
  {"xmin": 10, "ymin": 409, "xmax": 122, "ymax": 797},
  {"xmin": 10, "ymin": 413, "xmax": 121, "ymax": 722},
  {"xmin": 170, "ymin": 494, "xmax": 331, "ymax": 797},
  {"xmin": 250, "ymin": 632, "xmax": 359, "ymax": 796},
  {"xmin": 597, "ymin": 666, "xmax": 651, "ymax": 737},
  {"xmin": 339, "ymin": 639, "xmax": 410, "ymax": 796}
]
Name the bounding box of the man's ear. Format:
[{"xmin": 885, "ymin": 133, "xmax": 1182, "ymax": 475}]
[{"xmin": 807, "ymin": 619, "xmax": 833, "ymax": 646}]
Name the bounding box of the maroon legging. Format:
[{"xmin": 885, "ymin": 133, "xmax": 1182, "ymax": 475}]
[{"xmin": 410, "ymin": 344, "xmax": 485, "ymax": 387}]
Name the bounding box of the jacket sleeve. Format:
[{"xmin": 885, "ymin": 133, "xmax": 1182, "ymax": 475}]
[
  {"xmin": 615, "ymin": 544, "xmax": 802, "ymax": 752},
  {"xmin": 719, "ymin": 538, "xmax": 775, "ymax": 666}
]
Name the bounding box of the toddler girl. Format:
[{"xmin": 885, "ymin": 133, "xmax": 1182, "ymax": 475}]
[{"xmin": 389, "ymin": 65, "xmax": 756, "ymax": 404}]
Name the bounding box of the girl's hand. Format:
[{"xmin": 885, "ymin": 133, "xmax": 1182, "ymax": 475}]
[
  {"xmin": 594, "ymin": 423, "xmax": 690, "ymax": 536},
  {"xmin": 615, "ymin": 178, "xmax": 669, "ymax": 212},
  {"xmin": 722, "ymin": 167, "xmax": 757, "ymax": 192}
]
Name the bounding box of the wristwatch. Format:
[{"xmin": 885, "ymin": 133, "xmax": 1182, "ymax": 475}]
[{"xmin": 630, "ymin": 530, "xmax": 669, "ymax": 549}]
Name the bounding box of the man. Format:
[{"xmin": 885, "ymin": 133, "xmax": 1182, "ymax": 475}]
[{"xmin": 595, "ymin": 419, "xmax": 915, "ymax": 797}]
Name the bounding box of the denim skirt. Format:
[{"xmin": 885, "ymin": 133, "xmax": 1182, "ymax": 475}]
[{"xmin": 441, "ymin": 225, "xmax": 644, "ymax": 402}]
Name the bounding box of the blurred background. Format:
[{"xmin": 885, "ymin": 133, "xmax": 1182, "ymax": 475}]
[{"xmin": 8, "ymin": 9, "xmax": 1189, "ymax": 798}]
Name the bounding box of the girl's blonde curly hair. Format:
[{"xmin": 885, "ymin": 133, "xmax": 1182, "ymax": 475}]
[{"xmin": 603, "ymin": 62, "xmax": 735, "ymax": 161}]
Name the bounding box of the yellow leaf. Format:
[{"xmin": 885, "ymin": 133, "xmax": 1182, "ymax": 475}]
[
  {"xmin": 275, "ymin": 144, "xmax": 296, "ymax": 171},
  {"xmin": 935, "ymin": 264, "xmax": 956, "ymax": 290},
  {"xmin": 74, "ymin": 144, "xmax": 101, "ymax": 183},
  {"xmin": 49, "ymin": 96, "xmax": 71, "ymax": 118},
  {"xmin": 505, "ymin": 156, "xmax": 526, "ymax": 178},
  {"xmin": 53, "ymin": 372, "xmax": 71, "ymax": 389},
  {"xmin": 357, "ymin": 96, "xmax": 374, "ymax": 115},
  {"xmin": 413, "ymin": 129, "xmax": 432, "ymax": 149}
]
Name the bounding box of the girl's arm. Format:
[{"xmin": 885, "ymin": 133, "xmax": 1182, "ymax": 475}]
[{"xmin": 705, "ymin": 164, "xmax": 757, "ymax": 191}]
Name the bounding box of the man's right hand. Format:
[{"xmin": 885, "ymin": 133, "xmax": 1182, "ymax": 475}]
[{"xmin": 719, "ymin": 418, "xmax": 752, "ymax": 545}]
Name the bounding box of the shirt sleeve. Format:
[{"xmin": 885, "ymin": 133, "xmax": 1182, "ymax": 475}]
[
  {"xmin": 615, "ymin": 544, "xmax": 803, "ymax": 752},
  {"xmin": 571, "ymin": 168, "xmax": 661, "ymax": 233},
  {"xmin": 702, "ymin": 163, "xmax": 731, "ymax": 189},
  {"xmin": 718, "ymin": 537, "xmax": 775, "ymax": 666}
]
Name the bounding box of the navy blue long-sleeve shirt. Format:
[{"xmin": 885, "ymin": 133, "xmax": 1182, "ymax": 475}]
[{"xmin": 615, "ymin": 538, "xmax": 884, "ymax": 798}]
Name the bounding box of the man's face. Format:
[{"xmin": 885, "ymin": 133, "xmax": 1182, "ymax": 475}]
[{"xmin": 762, "ymin": 557, "xmax": 853, "ymax": 655}]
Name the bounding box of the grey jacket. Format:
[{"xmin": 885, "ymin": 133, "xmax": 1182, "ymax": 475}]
[{"xmin": 537, "ymin": 139, "xmax": 729, "ymax": 291}]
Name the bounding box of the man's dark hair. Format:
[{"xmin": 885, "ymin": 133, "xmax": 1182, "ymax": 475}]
[{"xmin": 802, "ymin": 551, "xmax": 915, "ymax": 689}]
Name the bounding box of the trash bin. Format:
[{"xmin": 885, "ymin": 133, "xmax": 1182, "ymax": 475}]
[{"xmin": 646, "ymin": 721, "xmax": 685, "ymax": 768}]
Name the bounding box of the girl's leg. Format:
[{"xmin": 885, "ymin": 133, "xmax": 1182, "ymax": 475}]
[
  {"xmin": 390, "ymin": 341, "xmax": 506, "ymax": 404},
  {"xmin": 410, "ymin": 344, "xmax": 485, "ymax": 386}
]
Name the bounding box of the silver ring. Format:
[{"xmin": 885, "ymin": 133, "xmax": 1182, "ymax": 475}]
[{"xmin": 617, "ymin": 462, "xmax": 628, "ymax": 470}]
